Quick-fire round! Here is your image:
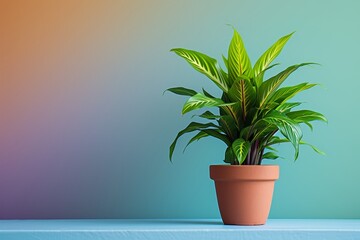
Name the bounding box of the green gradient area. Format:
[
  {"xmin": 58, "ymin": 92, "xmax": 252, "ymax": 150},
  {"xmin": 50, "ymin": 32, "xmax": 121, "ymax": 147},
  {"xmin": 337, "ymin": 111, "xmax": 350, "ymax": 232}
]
[{"xmin": 140, "ymin": 0, "xmax": 360, "ymax": 219}]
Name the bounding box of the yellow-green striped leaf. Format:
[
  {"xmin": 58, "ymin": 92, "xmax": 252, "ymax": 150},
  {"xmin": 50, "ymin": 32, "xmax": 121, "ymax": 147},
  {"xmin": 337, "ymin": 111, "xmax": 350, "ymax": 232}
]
[
  {"xmin": 227, "ymin": 30, "xmax": 252, "ymax": 83},
  {"xmin": 228, "ymin": 79, "xmax": 256, "ymax": 122},
  {"xmin": 270, "ymin": 83, "xmax": 316, "ymax": 105},
  {"xmin": 258, "ymin": 63, "xmax": 314, "ymax": 108},
  {"xmin": 171, "ymin": 48, "xmax": 229, "ymax": 92},
  {"xmin": 182, "ymin": 93, "xmax": 229, "ymax": 114},
  {"xmin": 253, "ymin": 32, "xmax": 293, "ymax": 86},
  {"xmin": 232, "ymin": 138, "xmax": 250, "ymax": 164}
]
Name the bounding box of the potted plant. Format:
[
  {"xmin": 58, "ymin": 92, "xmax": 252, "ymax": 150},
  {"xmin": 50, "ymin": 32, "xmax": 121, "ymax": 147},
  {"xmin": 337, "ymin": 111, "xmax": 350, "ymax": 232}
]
[{"xmin": 166, "ymin": 28, "xmax": 326, "ymax": 225}]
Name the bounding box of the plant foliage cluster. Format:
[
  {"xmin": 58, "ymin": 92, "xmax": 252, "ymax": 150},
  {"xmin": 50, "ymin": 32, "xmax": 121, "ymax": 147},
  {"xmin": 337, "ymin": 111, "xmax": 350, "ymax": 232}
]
[{"xmin": 167, "ymin": 29, "xmax": 326, "ymax": 165}]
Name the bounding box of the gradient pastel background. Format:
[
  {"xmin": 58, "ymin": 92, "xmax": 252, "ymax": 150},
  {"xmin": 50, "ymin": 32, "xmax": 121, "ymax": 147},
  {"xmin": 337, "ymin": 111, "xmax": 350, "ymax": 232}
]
[{"xmin": 0, "ymin": 0, "xmax": 359, "ymax": 219}]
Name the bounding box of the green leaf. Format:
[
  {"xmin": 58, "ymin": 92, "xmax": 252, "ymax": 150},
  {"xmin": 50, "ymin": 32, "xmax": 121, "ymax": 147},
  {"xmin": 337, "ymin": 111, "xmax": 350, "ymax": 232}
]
[
  {"xmin": 222, "ymin": 55, "xmax": 228, "ymax": 69},
  {"xmin": 182, "ymin": 93, "xmax": 229, "ymax": 114},
  {"xmin": 221, "ymin": 103, "xmax": 242, "ymax": 128},
  {"xmin": 220, "ymin": 68, "xmax": 228, "ymax": 82},
  {"xmin": 262, "ymin": 111, "xmax": 303, "ymax": 159},
  {"xmin": 254, "ymin": 63, "xmax": 281, "ymax": 87},
  {"xmin": 253, "ymin": 32, "xmax": 294, "ymax": 80},
  {"xmin": 258, "ymin": 63, "xmax": 314, "ymax": 108},
  {"xmin": 202, "ymin": 88, "xmax": 215, "ymax": 98},
  {"xmin": 183, "ymin": 131, "xmax": 209, "ymax": 152},
  {"xmin": 194, "ymin": 111, "xmax": 222, "ymax": 119},
  {"xmin": 304, "ymin": 122, "xmax": 314, "ymax": 131},
  {"xmin": 227, "ymin": 29, "xmax": 252, "ymax": 83},
  {"xmin": 304, "ymin": 142, "xmax": 325, "ymax": 155},
  {"xmin": 201, "ymin": 129, "xmax": 231, "ymax": 146},
  {"xmin": 270, "ymin": 83, "xmax": 317, "ymax": 105},
  {"xmin": 267, "ymin": 138, "xmax": 325, "ymax": 156},
  {"xmin": 218, "ymin": 115, "xmax": 239, "ymax": 141},
  {"xmin": 287, "ymin": 110, "xmax": 328, "ymax": 123},
  {"xmin": 183, "ymin": 129, "xmax": 230, "ymax": 153},
  {"xmin": 232, "ymin": 138, "xmax": 251, "ymax": 164},
  {"xmin": 165, "ymin": 87, "xmax": 197, "ymax": 96},
  {"xmin": 265, "ymin": 145, "xmax": 278, "ymax": 152},
  {"xmin": 224, "ymin": 146, "xmax": 236, "ymax": 164},
  {"xmin": 266, "ymin": 136, "xmax": 285, "ymax": 145},
  {"xmin": 262, "ymin": 152, "xmax": 279, "ymax": 160},
  {"xmin": 276, "ymin": 102, "xmax": 302, "ymax": 113},
  {"xmin": 252, "ymin": 122, "xmax": 277, "ymax": 140},
  {"xmin": 169, "ymin": 122, "xmax": 219, "ymax": 161},
  {"xmin": 171, "ymin": 48, "xmax": 229, "ymax": 92},
  {"xmin": 228, "ymin": 78, "xmax": 256, "ymax": 122}
]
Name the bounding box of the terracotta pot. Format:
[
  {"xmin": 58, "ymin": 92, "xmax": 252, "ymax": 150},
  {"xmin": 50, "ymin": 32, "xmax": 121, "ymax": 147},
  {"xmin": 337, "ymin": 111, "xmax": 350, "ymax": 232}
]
[{"xmin": 210, "ymin": 165, "xmax": 279, "ymax": 225}]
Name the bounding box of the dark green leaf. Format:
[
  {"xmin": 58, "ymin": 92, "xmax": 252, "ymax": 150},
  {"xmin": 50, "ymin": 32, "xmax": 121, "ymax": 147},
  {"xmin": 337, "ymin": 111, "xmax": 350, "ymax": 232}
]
[
  {"xmin": 224, "ymin": 146, "xmax": 236, "ymax": 164},
  {"xmin": 258, "ymin": 63, "xmax": 315, "ymax": 108},
  {"xmin": 201, "ymin": 129, "xmax": 231, "ymax": 146},
  {"xmin": 287, "ymin": 110, "xmax": 328, "ymax": 123},
  {"xmin": 252, "ymin": 122, "xmax": 277, "ymax": 140},
  {"xmin": 194, "ymin": 111, "xmax": 222, "ymax": 119},
  {"xmin": 265, "ymin": 145, "xmax": 278, "ymax": 152},
  {"xmin": 262, "ymin": 152, "xmax": 279, "ymax": 160},
  {"xmin": 228, "ymin": 78, "xmax": 256, "ymax": 122},
  {"xmin": 202, "ymin": 88, "xmax": 215, "ymax": 98},
  {"xmin": 165, "ymin": 87, "xmax": 197, "ymax": 96},
  {"xmin": 221, "ymin": 103, "xmax": 242, "ymax": 128},
  {"xmin": 183, "ymin": 131, "xmax": 209, "ymax": 152},
  {"xmin": 276, "ymin": 102, "xmax": 302, "ymax": 113},
  {"xmin": 218, "ymin": 115, "xmax": 239, "ymax": 141},
  {"xmin": 267, "ymin": 138, "xmax": 325, "ymax": 156},
  {"xmin": 262, "ymin": 111, "xmax": 303, "ymax": 159},
  {"xmin": 169, "ymin": 122, "xmax": 219, "ymax": 161}
]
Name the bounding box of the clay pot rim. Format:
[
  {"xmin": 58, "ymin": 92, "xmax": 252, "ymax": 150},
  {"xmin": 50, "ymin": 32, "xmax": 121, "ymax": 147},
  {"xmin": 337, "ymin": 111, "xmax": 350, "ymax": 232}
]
[
  {"xmin": 210, "ymin": 164, "xmax": 278, "ymax": 167},
  {"xmin": 210, "ymin": 164, "xmax": 279, "ymax": 181}
]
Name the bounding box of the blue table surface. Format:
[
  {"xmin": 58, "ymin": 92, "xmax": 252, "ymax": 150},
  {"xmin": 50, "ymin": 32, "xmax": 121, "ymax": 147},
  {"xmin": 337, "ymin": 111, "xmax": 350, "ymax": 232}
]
[{"xmin": 0, "ymin": 219, "xmax": 359, "ymax": 240}]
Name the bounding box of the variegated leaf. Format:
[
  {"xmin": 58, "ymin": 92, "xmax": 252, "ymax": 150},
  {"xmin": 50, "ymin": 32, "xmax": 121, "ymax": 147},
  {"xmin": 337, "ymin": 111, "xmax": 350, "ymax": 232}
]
[
  {"xmin": 182, "ymin": 93, "xmax": 231, "ymax": 114},
  {"xmin": 253, "ymin": 32, "xmax": 293, "ymax": 80},
  {"xmin": 258, "ymin": 63, "xmax": 314, "ymax": 108},
  {"xmin": 171, "ymin": 48, "xmax": 229, "ymax": 92},
  {"xmin": 232, "ymin": 138, "xmax": 251, "ymax": 164},
  {"xmin": 262, "ymin": 111, "xmax": 303, "ymax": 159},
  {"xmin": 227, "ymin": 29, "xmax": 252, "ymax": 83},
  {"xmin": 270, "ymin": 83, "xmax": 316, "ymax": 105},
  {"xmin": 228, "ymin": 79, "xmax": 256, "ymax": 122}
]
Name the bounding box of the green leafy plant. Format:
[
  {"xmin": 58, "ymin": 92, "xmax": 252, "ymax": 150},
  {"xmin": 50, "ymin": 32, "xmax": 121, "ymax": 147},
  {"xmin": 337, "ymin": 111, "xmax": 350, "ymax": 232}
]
[{"xmin": 167, "ymin": 29, "xmax": 326, "ymax": 165}]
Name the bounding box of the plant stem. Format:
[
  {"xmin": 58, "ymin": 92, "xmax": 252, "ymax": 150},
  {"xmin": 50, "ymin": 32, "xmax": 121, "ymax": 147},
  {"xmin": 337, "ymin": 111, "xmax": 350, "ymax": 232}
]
[
  {"xmin": 258, "ymin": 148, "xmax": 265, "ymax": 165},
  {"xmin": 250, "ymin": 140, "xmax": 259, "ymax": 165}
]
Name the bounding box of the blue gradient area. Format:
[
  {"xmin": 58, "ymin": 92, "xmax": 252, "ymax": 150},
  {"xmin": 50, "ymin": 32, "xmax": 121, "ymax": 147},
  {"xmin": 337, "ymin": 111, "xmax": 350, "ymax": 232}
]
[{"xmin": 0, "ymin": 0, "xmax": 359, "ymax": 219}]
